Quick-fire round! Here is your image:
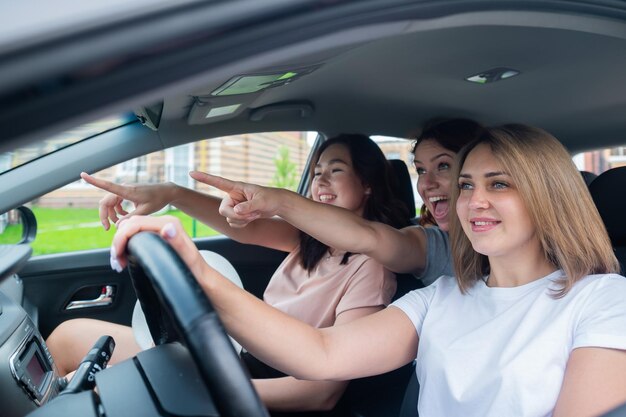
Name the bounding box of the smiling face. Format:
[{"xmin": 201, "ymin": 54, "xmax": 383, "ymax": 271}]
[
  {"xmin": 311, "ymin": 143, "xmax": 370, "ymax": 215},
  {"xmin": 455, "ymin": 143, "xmax": 539, "ymax": 260},
  {"xmin": 413, "ymin": 139, "xmax": 457, "ymax": 231}
]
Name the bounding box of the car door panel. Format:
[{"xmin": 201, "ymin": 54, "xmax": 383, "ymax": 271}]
[
  {"xmin": 19, "ymin": 251, "xmax": 136, "ymax": 339},
  {"xmin": 19, "ymin": 235, "xmax": 286, "ymax": 339}
]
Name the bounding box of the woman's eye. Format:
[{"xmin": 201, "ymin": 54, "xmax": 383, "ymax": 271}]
[
  {"xmin": 331, "ymin": 168, "xmax": 343, "ymax": 173},
  {"xmin": 313, "ymin": 172, "xmax": 321, "ymax": 177},
  {"xmin": 415, "ymin": 167, "xmax": 426, "ymax": 175},
  {"xmin": 458, "ymin": 182, "xmax": 473, "ymax": 190},
  {"xmin": 438, "ymin": 162, "xmax": 450, "ymax": 171},
  {"xmin": 492, "ymin": 181, "xmax": 508, "ymax": 189}
]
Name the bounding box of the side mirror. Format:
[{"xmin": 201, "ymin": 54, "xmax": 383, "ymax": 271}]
[{"xmin": 0, "ymin": 206, "xmax": 37, "ymax": 245}]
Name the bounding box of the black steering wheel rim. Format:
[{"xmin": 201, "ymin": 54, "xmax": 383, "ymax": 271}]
[{"xmin": 126, "ymin": 231, "xmax": 269, "ymax": 417}]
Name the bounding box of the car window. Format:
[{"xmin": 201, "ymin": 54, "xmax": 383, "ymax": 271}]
[
  {"xmin": 25, "ymin": 132, "xmax": 315, "ymax": 256},
  {"xmin": 573, "ymin": 145, "xmax": 626, "ymax": 176},
  {"xmin": 372, "ymin": 136, "xmax": 420, "ymax": 215},
  {"xmin": 0, "ymin": 114, "xmax": 135, "ymax": 176}
]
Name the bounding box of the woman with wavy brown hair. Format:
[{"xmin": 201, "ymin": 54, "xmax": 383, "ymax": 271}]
[{"xmin": 449, "ymin": 124, "xmax": 619, "ymax": 296}]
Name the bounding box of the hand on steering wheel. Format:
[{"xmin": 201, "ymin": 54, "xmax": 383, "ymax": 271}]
[{"xmin": 114, "ymin": 216, "xmax": 269, "ymax": 417}]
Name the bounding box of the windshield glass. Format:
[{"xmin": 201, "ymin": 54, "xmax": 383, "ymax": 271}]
[{"xmin": 0, "ymin": 114, "xmax": 135, "ymax": 175}]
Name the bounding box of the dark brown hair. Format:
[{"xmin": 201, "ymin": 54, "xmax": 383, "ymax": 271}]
[
  {"xmin": 411, "ymin": 118, "xmax": 484, "ymax": 226},
  {"xmin": 299, "ymin": 134, "xmax": 411, "ymax": 271}
]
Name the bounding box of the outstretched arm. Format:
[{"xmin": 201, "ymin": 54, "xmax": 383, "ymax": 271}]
[
  {"xmin": 193, "ymin": 172, "xmax": 429, "ymax": 275},
  {"xmin": 252, "ymin": 306, "xmax": 381, "ymax": 411},
  {"xmin": 553, "ymin": 347, "xmax": 626, "ymax": 417},
  {"xmin": 81, "ymin": 172, "xmax": 299, "ymax": 252},
  {"xmin": 111, "ymin": 216, "xmax": 419, "ymax": 381}
]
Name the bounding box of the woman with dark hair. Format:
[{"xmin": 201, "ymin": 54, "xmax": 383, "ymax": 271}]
[
  {"xmin": 411, "ymin": 118, "xmax": 484, "ymax": 228},
  {"xmin": 206, "ymin": 118, "xmax": 484, "ymax": 286},
  {"xmin": 112, "ymin": 124, "xmax": 626, "ymax": 417},
  {"xmin": 298, "ymin": 134, "xmax": 409, "ymax": 271},
  {"xmin": 47, "ymin": 134, "xmax": 409, "ymax": 416}
]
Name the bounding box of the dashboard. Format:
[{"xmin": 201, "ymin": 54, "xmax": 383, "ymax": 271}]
[
  {"xmin": 0, "ymin": 245, "xmax": 63, "ymax": 417},
  {"xmin": 0, "ymin": 244, "xmax": 221, "ymax": 417}
]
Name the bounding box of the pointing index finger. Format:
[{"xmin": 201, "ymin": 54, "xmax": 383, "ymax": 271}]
[
  {"xmin": 189, "ymin": 171, "xmax": 236, "ymax": 192},
  {"xmin": 81, "ymin": 172, "xmax": 132, "ymax": 198}
]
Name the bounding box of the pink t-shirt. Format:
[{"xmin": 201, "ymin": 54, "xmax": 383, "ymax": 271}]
[{"xmin": 263, "ymin": 248, "xmax": 397, "ymax": 328}]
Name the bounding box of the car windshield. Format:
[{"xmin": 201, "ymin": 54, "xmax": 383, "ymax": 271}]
[{"xmin": 0, "ymin": 114, "xmax": 135, "ymax": 176}]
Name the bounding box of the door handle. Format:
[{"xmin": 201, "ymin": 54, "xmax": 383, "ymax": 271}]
[{"xmin": 65, "ymin": 285, "xmax": 115, "ymax": 310}]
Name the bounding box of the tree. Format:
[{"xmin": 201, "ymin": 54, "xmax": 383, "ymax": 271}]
[{"xmin": 270, "ymin": 146, "xmax": 298, "ymax": 190}]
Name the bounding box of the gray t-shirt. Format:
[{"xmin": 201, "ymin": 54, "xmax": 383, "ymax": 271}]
[{"xmin": 415, "ymin": 226, "xmax": 452, "ymax": 286}]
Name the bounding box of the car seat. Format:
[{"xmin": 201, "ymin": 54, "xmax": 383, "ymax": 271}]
[
  {"xmin": 389, "ymin": 159, "xmax": 416, "ymax": 221},
  {"xmin": 387, "ymin": 159, "xmax": 425, "ymax": 301},
  {"xmin": 342, "ymin": 160, "xmax": 422, "ymax": 417},
  {"xmin": 132, "ymin": 250, "xmax": 244, "ymax": 351},
  {"xmin": 580, "ymin": 170, "xmax": 598, "ymax": 187},
  {"xmin": 398, "ymin": 364, "xmax": 419, "ymax": 417},
  {"xmin": 589, "ymin": 166, "xmax": 626, "ymax": 274}
]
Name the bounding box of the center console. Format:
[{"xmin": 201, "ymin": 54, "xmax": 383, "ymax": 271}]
[
  {"xmin": 0, "ymin": 290, "xmax": 62, "ymax": 417},
  {"xmin": 10, "ymin": 321, "xmax": 59, "ymax": 405}
]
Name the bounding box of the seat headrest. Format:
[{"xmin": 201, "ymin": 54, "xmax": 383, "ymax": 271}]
[
  {"xmin": 389, "ymin": 159, "xmax": 416, "ymax": 218},
  {"xmin": 589, "ymin": 166, "xmax": 626, "ymax": 246},
  {"xmin": 580, "ymin": 170, "xmax": 598, "ymax": 187}
]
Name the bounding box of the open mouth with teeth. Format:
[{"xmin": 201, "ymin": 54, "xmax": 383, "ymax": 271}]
[
  {"xmin": 472, "ymin": 221, "xmax": 499, "ymax": 226},
  {"xmin": 428, "ymin": 195, "xmax": 449, "ymax": 221},
  {"xmin": 318, "ymin": 194, "xmax": 336, "ymax": 203},
  {"xmin": 470, "ymin": 219, "xmax": 501, "ymax": 232}
]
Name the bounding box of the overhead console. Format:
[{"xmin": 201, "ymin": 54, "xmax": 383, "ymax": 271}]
[{"xmin": 187, "ymin": 65, "xmax": 320, "ymax": 125}]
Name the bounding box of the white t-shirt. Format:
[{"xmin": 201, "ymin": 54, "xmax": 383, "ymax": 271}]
[{"xmin": 391, "ymin": 270, "xmax": 626, "ymax": 417}]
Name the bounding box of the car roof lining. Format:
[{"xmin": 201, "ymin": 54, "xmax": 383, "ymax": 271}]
[
  {"xmin": 152, "ymin": 9, "xmax": 626, "ymax": 152},
  {"xmin": 4, "ymin": 2, "xmax": 626, "ymax": 151}
]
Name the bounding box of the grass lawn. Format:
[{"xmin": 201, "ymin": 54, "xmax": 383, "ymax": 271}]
[
  {"xmin": 0, "ymin": 207, "xmax": 219, "ymax": 256},
  {"xmin": 0, "ymin": 225, "xmax": 22, "ymax": 244}
]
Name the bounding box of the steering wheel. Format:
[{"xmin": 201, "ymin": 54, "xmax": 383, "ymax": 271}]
[{"xmin": 126, "ymin": 231, "xmax": 269, "ymax": 417}]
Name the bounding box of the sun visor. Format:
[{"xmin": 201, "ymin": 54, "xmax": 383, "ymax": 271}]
[
  {"xmin": 187, "ymin": 66, "xmax": 320, "ymax": 125},
  {"xmin": 211, "ymin": 66, "xmax": 319, "ymax": 96},
  {"xmin": 187, "ymin": 92, "xmax": 260, "ymax": 125}
]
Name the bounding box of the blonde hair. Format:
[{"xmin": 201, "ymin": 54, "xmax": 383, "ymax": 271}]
[{"xmin": 449, "ymin": 124, "xmax": 619, "ymax": 296}]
